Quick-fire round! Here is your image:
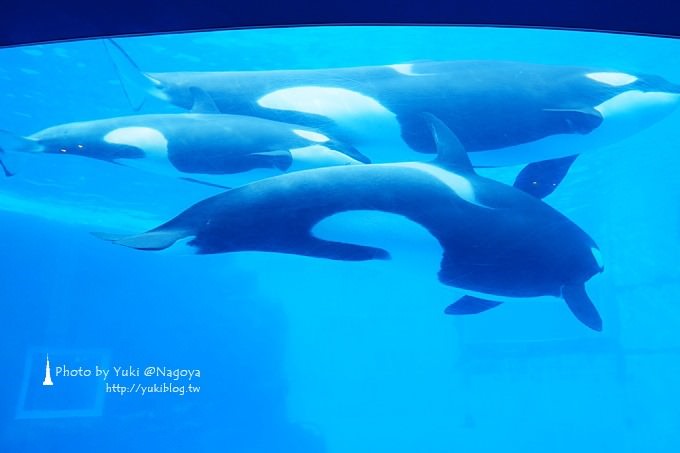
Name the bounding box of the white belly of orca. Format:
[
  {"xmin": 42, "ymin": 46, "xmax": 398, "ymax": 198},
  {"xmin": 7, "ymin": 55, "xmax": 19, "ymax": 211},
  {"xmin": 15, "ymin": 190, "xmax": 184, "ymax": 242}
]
[
  {"xmin": 471, "ymin": 90, "xmax": 680, "ymax": 167},
  {"xmin": 311, "ymin": 210, "xmax": 445, "ymax": 276},
  {"xmin": 105, "ymin": 126, "xmax": 185, "ymax": 177},
  {"xmin": 311, "ymin": 211, "xmax": 574, "ymax": 310},
  {"xmin": 257, "ymin": 86, "xmax": 417, "ymax": 162},
  {"xmin": 287, "ymin": 144, "xmax": 363, "ymax": 171}
]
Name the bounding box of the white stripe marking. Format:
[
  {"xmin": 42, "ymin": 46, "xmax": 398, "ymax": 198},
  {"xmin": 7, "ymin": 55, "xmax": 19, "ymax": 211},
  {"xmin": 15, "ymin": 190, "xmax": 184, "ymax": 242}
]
[
  {"xmin": 591, "ymin": 247, "xmax": 604, "ymax": 270},
  {"xmin": 257, "ymin": 86, "xmax": 415, "ymax": 162},
  {"xmin": 389, "ymin": 63, "xmax": 417, "ymax": 75},
  {"xmin": 292, "ymin": 129, "xmax": 329, "ymax": 143},
  {"xmin": 105, "ymin": 126, "xmax": 182, "ymax": 178},
  {"xmin": 288, "ymin": 145, "xmax": 362, "ymax": 171},
  {"xmin": 393, "ymin": 162, "xmax": 491, "ymax": 209},
  {"xmin": 257, "ymin": 86, "xmax": 392, "ymax": 117},
  {"xmin": 104, "ymin": 127, "xmax": 168, "ymax": 154},
  {"xmin": 586, "ymin": 72, "xmax": 638, "ymax": 87}
]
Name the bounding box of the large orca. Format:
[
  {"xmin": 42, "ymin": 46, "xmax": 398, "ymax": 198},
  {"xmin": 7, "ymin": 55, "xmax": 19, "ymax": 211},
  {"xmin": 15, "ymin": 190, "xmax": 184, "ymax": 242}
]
[
  {"xmin": 0, "ymin": 94, "xmax": 367, "ymax": 187},
  {"xmin": 97, "ymin": 115, "xmax": 605, "ymax": 331},
  {"xmin": 107, "ymin": 40, "xmax": 680, "ymax": 197}
]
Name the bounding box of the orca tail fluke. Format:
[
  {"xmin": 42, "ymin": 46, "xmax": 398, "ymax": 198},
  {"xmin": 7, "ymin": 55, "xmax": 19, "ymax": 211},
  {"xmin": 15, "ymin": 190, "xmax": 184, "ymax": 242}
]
[
  {"xmin": 0, "ymin": 131, "xmax": 42, "ymax": 176},
  {"xmin": 104, "ymin": 39, "xmax": 163, "ymax": 111},
  {"xmin": 0, "ymin": 145, "xmax": 14, "ymax": 176},
  {"xmin": 92, "ymin": 229, "xmax": 185, "ymax": 251},
  {"xmin": 562, "ymin": 284, "xmax": 603, "ymax": 331},
  {"xmin": 0, "ymin": 129, "xmax": 42, "ymax": 153},
  {"xmin": 0, "ymin": 156, "xmax": 14, "ymax": 177}
]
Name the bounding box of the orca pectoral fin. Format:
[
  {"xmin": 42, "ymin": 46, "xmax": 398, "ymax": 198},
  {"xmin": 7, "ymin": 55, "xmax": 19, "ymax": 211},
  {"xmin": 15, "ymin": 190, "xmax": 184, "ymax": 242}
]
[
  {"xmin": 562, "ymin": 284, "xmax": 602, "ymax": 331},
  {"xmin": 396, "ymin": 113, "xmax": 438, "ymax": 154},
  {"xmin": 444, "ymin": 295, "xmax": 503, "ymax": 315},
  {"xmin": 513, "ymin": 155, "xmax": 579, "ymax": 199},
  {"xmin": 93, "ymin": 229, "xmax": 185, "ymax": 251},
  {"xmin": 303, "ymin": 237, "xmax": 390, "ymax": 261}
]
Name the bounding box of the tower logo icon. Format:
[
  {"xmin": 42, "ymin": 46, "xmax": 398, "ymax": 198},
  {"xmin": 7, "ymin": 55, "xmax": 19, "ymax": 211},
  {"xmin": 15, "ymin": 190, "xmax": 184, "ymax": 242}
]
[{"xmin": 42, "ymin": 354, "xmax": 53, "ymax": 386}]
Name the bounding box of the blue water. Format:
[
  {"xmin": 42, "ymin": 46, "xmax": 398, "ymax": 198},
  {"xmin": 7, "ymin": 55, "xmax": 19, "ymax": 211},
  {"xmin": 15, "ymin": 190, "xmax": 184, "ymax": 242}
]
[{"xmin": 1, "ymin": 26, "xmax": 680, "ymax": 452}]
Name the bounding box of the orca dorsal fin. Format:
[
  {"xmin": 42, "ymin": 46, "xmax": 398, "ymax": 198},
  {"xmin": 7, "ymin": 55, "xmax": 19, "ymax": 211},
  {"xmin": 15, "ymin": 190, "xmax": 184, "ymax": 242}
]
[
  {"xmin": 422, "ymin": 113, "xmax": 474, "ymax": 174},
  {"xmin": 189, "ymin": 87, "xmax": 220, "ymax": 114}
]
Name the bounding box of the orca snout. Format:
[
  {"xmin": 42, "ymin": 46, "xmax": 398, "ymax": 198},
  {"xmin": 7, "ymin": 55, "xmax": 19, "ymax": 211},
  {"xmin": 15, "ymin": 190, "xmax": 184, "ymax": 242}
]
[{"xmin": 638, "ymin": 73, "xmax": 680, "ymax": 94}]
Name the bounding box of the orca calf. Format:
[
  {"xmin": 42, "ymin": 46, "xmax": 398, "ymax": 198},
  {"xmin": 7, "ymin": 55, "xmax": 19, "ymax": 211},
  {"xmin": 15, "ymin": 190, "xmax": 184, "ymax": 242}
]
[
  {"xmin": 97, "ymin": 115, "xmax": 605, "ymax": 331},
  {"xmin": 0, "ymin": 95, "xmax": 367, "ymax": 187},
  {"xmin": 107, "ymin": 40, "xmax": 680, "ymax": 197}
]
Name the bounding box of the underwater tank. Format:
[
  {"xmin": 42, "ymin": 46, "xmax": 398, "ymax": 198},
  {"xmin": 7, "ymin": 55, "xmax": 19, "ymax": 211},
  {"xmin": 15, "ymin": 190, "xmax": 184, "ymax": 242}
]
[{"xmin": 1, "ymin": 23, "xmax": 679, "ymax": 452}]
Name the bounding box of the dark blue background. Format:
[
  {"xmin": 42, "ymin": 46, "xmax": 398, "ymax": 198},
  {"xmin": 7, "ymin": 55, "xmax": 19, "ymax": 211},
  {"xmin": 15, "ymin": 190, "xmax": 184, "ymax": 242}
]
[{"xmin": 2, "ymin": 0, "xmax": 680, "ymax": 47}]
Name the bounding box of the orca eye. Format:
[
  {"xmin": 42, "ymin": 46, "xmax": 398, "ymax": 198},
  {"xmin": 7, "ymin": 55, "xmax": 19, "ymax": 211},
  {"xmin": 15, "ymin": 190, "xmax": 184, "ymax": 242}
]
[
  {"xmin": 60, "ymin": 148, "xmax": 67, "ymax": 153},
  {"xmin": 77, "ymin": 144, "xmax": 84, "ymax": 149}
]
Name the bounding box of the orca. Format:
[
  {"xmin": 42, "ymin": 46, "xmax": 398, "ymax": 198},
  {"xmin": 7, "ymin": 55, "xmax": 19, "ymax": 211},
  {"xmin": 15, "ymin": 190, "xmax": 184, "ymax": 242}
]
[
  {"xmin": 107, "ymin": 40, "xmax": 680, "ymax": 197},
  {"xmin": 97, "ymin": 114, "xmax": 605, "ymax": 331},
  {"xmin": 0, "ymin": 92, "xmax": 367, "ymax": 187}
]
